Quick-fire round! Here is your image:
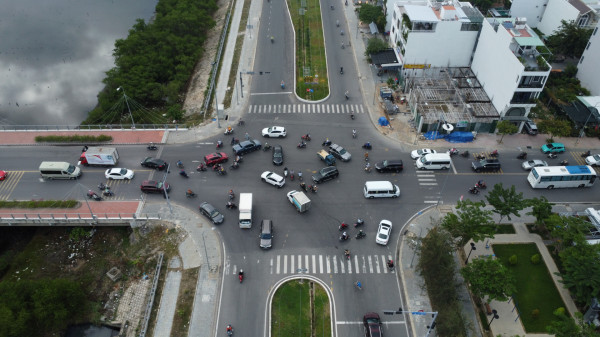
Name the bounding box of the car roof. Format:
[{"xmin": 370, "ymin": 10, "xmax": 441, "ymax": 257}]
[{"xmin": 141, "ymin": 180, "xmax": 157, "ymax": 185}]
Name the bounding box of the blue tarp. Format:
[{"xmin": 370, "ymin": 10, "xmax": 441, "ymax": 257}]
[
  {"xmin": 378, "ymin": 117, "xmax": 389, "ymax": 126},
  {"xmin": 422, "ymin": 131, "xmax": 445, "ymax": 140},
  {"xmin": 445, "ymin": 131, "xmax": 474, "ymax": 143}
]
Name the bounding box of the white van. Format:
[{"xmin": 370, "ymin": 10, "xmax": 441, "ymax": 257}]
[
  {"xmin": 39, "ymin": 161, "xmax": 82, "ymax": 180},
  {"xmin": 363, "ymin": 181, "xmax": 400, "ymax": 199},
  {"xmin": 416, "ymin": 153, "xmax": 451, "ymax": 170}
]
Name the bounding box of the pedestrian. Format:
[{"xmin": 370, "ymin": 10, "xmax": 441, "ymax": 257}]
[{"xmin": 245, "ymin": 132, "xmax": 250, "ymax": 140}]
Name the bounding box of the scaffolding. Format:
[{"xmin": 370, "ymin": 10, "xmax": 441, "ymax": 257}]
[{"xmin": 406, "ymin": 67, "xmax": 499, "ymax": 132}]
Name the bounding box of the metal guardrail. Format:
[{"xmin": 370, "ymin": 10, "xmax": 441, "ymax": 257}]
[
  {"xmin": 202, "ymin": 9, "xmax": 232, "ymax": 118},
  {"xmin": 139, "ymin": 252, "xmax": 164, "ymax": 337},
  {"xmin": 0, "ymin": 213, "xmax": 161, "ymax": 226},
  {"xmin": 0, "ymin": 124, "xmax": 185, "ymax": 131}
]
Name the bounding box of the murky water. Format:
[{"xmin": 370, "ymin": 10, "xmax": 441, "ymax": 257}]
[
  {"xmin": 0, "ymin": 0, "xmax": 157, "ymax": 126},
  {"xmin": 64, "ymin": 324, "xmax": 119, "ymax": 337}
]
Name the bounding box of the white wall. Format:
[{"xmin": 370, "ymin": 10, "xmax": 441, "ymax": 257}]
[
  {"xmin": 471, "ymin": 20, "xmax": 525, "ymax": 115},
  {"xmin": 578, "ymin": 23, "xmax": 600, "ymax": 95},
  {"xmin": 510, "ymin": 0, "xmax": 548, "ymax": 28},
  {"xmin": 538, "ymin": 0, "xmax": 580, "ymax": 36},
  {"xmin": 403, "ymin": 21, "xmax": 479, "ymax": 67}
]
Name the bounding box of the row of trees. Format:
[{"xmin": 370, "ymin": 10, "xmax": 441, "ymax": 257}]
[{"xmin": 82, "ymin": 0, "xmax": 218, "ymax": 125}]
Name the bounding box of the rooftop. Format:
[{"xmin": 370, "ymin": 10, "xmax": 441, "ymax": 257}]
[
  {"xmin": 490, "ymin": 18, "xmax": 545, "ymax": 47},
  {"xmin": 400, "ymin": 0, "xmax": 482, "ymax": 23}
]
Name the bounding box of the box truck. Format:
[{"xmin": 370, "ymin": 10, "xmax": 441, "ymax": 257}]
[
  {"xmin": 287, "ymin": 190, "xmax": 311, "ymax": 212},
  {"xmin": 79, "ymin": 147, "xmax": 119, "ymax": 166},
  {"xmin": 239, "ymin": 193, "xmax": 253, "ymax": 228}
]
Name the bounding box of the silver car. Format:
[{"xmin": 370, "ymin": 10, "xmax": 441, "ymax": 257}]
[
  {"xmin": 521, "ymin": 159, "xmax": 548, "ymax": 170},
  {"xmin": 329, "ymin": 144, "xmax": 352, "ymax": 162}
]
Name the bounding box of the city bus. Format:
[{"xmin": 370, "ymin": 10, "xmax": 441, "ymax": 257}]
[{"xmin": 527, "ymin": 165, "xmax": 597, "ymax": 189}]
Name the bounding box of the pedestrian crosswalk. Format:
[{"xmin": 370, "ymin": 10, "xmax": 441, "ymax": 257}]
[
  {"xmin": 247, "ymin": 104, "xmax": 365, "ymax": 114},
  {"xmin": 416, "ymin": 171, "xmax": 437, "ymax": 187},
  {"xmin": 231, "ymin": 254, "xmax": 395, "ymax": 276}
]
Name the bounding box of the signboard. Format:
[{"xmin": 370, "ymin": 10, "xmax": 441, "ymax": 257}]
[{"xmin": 403, "ymin": 64, "xmax": 431, "ymax": 69}]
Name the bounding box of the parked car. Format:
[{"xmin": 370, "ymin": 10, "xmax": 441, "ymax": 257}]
[
  {"xmin": 524, "ymin": 120, "xmax": 538, "ymax": 135},
  {"xmin": 363, "ymin": 312, "xmax": 382, "ymax": 337},
  {"xmin": 375, "ymin": 220, "xmax": 392, "ymax": 245},
  {"xmin": 233, "ymin": 139, "xmax": 262, "ymax": 155},
  {"xmin": 471, "ymin": 158, "xmax": 501, "ymax": 173},
  {"xmin": 0, "ymin": 170, "xmax": 6, "ymax": 181},
  {"xmin": 272, "ymin": 145, "xmax": 284, "ymax": 166},
  {"xmin": 329, "ymin": 144, "xmax": 352, "ymax": 162},
  {"xmin": 375, "ymin": 160, "xmax": 403, "ymax": 173},
  {"xmin": 261, "ymin": 171, "xmax": 285, "ymax": 187},
  {"xmin": 141, "ymin": 157, "xmax": 167, "ymax": 170},
  {"xmin": 312, "ymin": 166, "xmax": 339, "ymax": 184},
  {"xmin": 262, "ymin": 126, "xmax": 287, "ymax": 138},
  {"xmin": 105, "ymin": 168, "xmax": 135, "ymax": 180},
  {"xmin": 199, "ymin": 202, "xmax": 224, "ymax": 224},
  {"xmin": 521, "ymin": 160, "xmax": 548, "ymax": 170},
  {"xmin": 259, "ymin": 219, "xmax": 274, "ymax": 249},
  {"xmin": 541, "ymin": 143, "xmax": 565, "ymax": 154},
  {"xmin": 204, "ymin": 152, "xmax": 229, "ymax": 166},
  {"xmin": 585, "ymin": 154, "xmax": 600, "ymax": 166},
  {"xmin": 410, "ymin": 148, "xmax": 436, "ymax": 160},
  {"xmin": 140, "ymin": 180, "xmax": 170, "ymax": 194}
]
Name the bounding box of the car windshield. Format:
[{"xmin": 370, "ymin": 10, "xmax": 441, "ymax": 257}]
[
  {"xmin": 594, "ymin": 155, "xmax": 600, "ymax": 161},
  {"xmin": 382, "ymin": 160, "xmax": 388, "ymax": 166},
  {"xmin": 210, "ymin": 209, "xmax": 220, "ymax": 217},
  {"xmin": 156, "ymin": 182, "xmax": 164, "ymax": 189},
  {"xmin": 119, "ymin": 168, "xmax": 127, "ymax": 175},
  {"xmin": 378, "ymin": 232, "xmax": 388, "ymax": 239},
  {"xmin": 67, "ymin": 165, "xmax": 76, "ymax": 173},
  {"xmin": 274, "ymin": 152, "xmax": 282, "ymax": 158},
  {"xmin": 261, "ymin": 233, "xmax": 271, "ymax": 239},
  {"xmin": 338, "ymin": 148, "xmax": 347, "ymax": 154},
  {"xmin": 417, "ymin": 149, "xmax": 426, "ymax": 155},
  {"xmin": 366, "ymin": 317, "xmax": 380, "ymax": 324}
]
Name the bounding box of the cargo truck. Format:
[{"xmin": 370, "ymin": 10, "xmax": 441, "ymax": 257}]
[
  {"xmin": 79, "ymin": 147, "xmax": 119, "ymax": 166},
  {"xmin": 239, "ymin": 193, "xmax": 253, "ymax": 228},
  {"xmin": 287, "ymin": 190, "xmax": 311, "ymax": 212},
  {"xmin": 317, "ymin": 149, "xmax": 336, "ymax": 166}
]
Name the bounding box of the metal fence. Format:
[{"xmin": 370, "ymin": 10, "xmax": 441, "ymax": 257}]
[
  {"xmin": 0, "ymin": 213, "xmax": 161, "ymax": 226},
  {"xmin": 0, "ymin": 124, "xmax": 187, "ymax": 131}
]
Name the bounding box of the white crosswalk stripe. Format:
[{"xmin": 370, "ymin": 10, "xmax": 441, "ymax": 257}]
[
  {"xmin": 248, "ymin": 104, "xmax": 365, "ymax": 114},
  {"xmin": 416, "ymin": 171, "xmax": 438, "ymax": 186},
  {"xmin": 268, "ymin": 254, "xmax": 395, "ymax": 275}
]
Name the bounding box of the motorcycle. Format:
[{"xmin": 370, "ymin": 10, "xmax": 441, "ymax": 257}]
[
  {"xmin": 263, "ymin": 144, "xmax": 272, "ymax": 151},
  {"xmin": 354, "ymin": 218, "xmax": 364, "ymax": 228},
  {"xmin": 350, "ymin": 113, "xmax": 355, "ymax": 120},
  {"xmin": 87, "ymin": 190, "xmax": 102, "ymax": 201},
  {"xmin": 281, "ymin": 81, "xmax": 285, "ymax": 89},
  {"xmin": 340, "ymin": 30, "xmax": 344, "ymax": 35},
  {"xmin": 283, "ymin": 168, "xmax": 289, "ymax": 177},
  {"xmin": 460, "ymin": 150, "xmax": 470, "ymax": 158},
  {"xmin": 560, "ymin": 160, "xmax": 569, "ymax": 166},
  {"xmin": 290, "ymin": 172, "xmax": 295, "ymax": 181},
  {"xmin": 344, "ymin": 251, "xmax": 351, "ymax": 260},
  {"xmin": 226, "ymin": 202, "xmax": 237, "ymax": 209},
  {"xmin": 238, "ymin": 270, "xmax": 244, "ymax": 283},
  {"xmin": 224, "ymin": 128, "xmax": 234, "ymax": 135},
  {"xmin": 355, "ymin": 231, "xmax": 366, "ymax": 239},
  {"xmin": 230, "ymin": 162, "xmax": 239, "ymax": 170},
  {"xmin": 339, "ymin": 234, "xmax": 349, "ymax": 242},
  {"xmin": 216, "ymin": 141, "xmax": 223, "ymax": 149},
  {"xmin": 362, "ymin": 143, "xmax": 372, "ymax": 150},
  {"xmin": 548, "ymin": 153, "xmax": 558, "ymax": 159},
  {"xmin": 301, "ymin": 134, "xmax": 311, "ymax": 141},
  {"xmin": 297, "ymin": 141, "xmax": 307, "ymax": 149},
  {"xmin": 229, "ymin": 192, "xmax": 235, "ymax": 201},
  {"xmin": 364, "ymin": 165, "xmax": 372, "ymax": 173},
  {"xmin": 300, "ymin": 182, "xmax": 308, "ymax": 192},
  {"xmin": 339, "ymin": 223, "xmax": 348, "ymax": 231},
  {"xmin": 102, "ymin": 188, "xmax": 114, "ymax": 197},
  {"xmin": 177, "ymin": 161, "xmax": 184, "ymax": 169},
  {"xmin": 197, "ymin": 164, "xmax": 207, "ymax": 172},
  {"xmin": 308, "ymin": 185, "xmax": 318, "ymax": 193},
  {"xmin": 147, "ymin": 143, "xmax": 158, "ymax": 150},
  {"xmin": 186, "ymin": 191, "xmax": 197, "ymax": 198},
  {"xmin": 475, "ymin": 153, "xmax": 486, "ymax": 160},
  {"xmin": 179, "ymin": 170, "xmax": 189, "ymax": 178},
  {"xmin": 468, "ymin": 187, "xmax": 480, "ymax": 195},
  {"xmin": 475, "ymin": 181, "xmax": 487, "ymax": 189},
  {"xmin": 387, "ymin": 260, "xmax": 394, "ymax": 270},
  {"xmin": 490, "ymin": 150, "xmax": 499, "ymax": 157},
  {"xmin": 226, "ymin": 325, "xmax": 234, "ymax": 336},
  {"xmin": 336, "ymin": 20, "xmax": 339, "ymax": 27},
  {"xmin": 217, "ymin": 168, "xmax": 227, "ymax": 176},
  {"xmin": 340, "ymin": 67, "xmax": 344, "ymax": 75},
  {"xmin": 448, "ymin": 148, "xmax": 459, "ymax": 156},
  {"xmin": 98, "ymin": 182, "xmax": 107, "ymax": 190},
  {"xmin": 322, "ymin": 139, "xmax": 332, "ymax": 147},
  {"xmin": 517, "ymin": 152, "xmax": 527, "ymax": 159},
  {"xmin": 352, "ymin": 130, "xmax": 357, "ymax": 139},
  {"xmin": 582, "ymin": 151, "xmax": 591, "ymax": 157}
]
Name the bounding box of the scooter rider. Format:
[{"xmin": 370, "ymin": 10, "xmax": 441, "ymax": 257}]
[
  {"xmin": 387, "ymin": 259, "xmax": 394, "ymax": 269},
  {"xmin": 186, "ymin": 189, "xmax": 194, "ymax": 197},
  {"xmin": 340, "ymin": 67, "xmax": 343, "ymax": 74},
  {"xmin": 344, "ymin": 249, "xmax": 350, "ymax": 258},
  {"xmin": 342, "ymin": 231, "xmax": 348, "ymax": 240}
]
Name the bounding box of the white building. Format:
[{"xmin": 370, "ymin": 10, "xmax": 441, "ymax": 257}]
[
  {"xmin": 389, "ymin": 0, "xmax": 483, "ymax": 76},
  {"xmin": 510, "ymin": 0, "xmax": 597, "ymax": 35},
  {"xmin": 471, "ymin": 17, "xmax": 552, "ymax": 130},
  {"xmin": 578, "ymin": 22, "xmax": 600, "ymax": 95}
]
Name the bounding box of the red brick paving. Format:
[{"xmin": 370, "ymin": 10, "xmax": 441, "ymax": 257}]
[
  {"xmin": 0, "ymin": 201, "xmax": 140, "ymax": 219},
  {"xmin": 0, "ymin": 130, "xmax": 165, "ymax": 145}
]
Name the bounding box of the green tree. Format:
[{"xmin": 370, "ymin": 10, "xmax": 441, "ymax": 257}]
[
  {"xmin": 526, "ymin": 196, "xmax": 553, "ymax": 226},
  {"xmin": 496, "ymin": 120, "xmax": 518, "ymax": 143},
  {"xmin": 365, "ymin": 37, "xmax": 388, "ymax": 56},
  {"xmin": 440, "ymin": 199, "xmax": 495, "ymax": 249},
  {"xmin": 546, "ymin": 20, "xmax": 594, "ymax": 58},
  {"xmin": 558, "ymin": 242, "xmax": 600, "ymax": 303},
  {"xmin": 461, "ymin": 256, "xmax": 516, "ymax": 302},
  {"xmin": 547, "ymin": 311, "xmax": 600, "ymax": 337},
  {"xmin": 358, "ymin": 4, "xmax": 386, "ymax": 32},
  {"xmin": 545, "ymin": 214, "xmax": 590, "ymax": 253},
  {"xmin": 538, "ymin": 119, "xmax": 573, "ymax": 139},
  {"xmin": 485, "ymin": 183, "xmax": 526, "ymax": 223}
]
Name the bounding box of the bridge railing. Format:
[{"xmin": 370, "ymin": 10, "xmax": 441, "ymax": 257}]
[
  {"xmin": 0, "ymin": 124, "xmax": 189, "ymax": 131},
  {"xmin": 0, "ymin": 212, "xmax": 162, "ymax": 226}
]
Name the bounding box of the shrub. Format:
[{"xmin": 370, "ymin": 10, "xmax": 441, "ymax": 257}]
[
  {"xmin": 530, "ymin": 254, "xmax": 541, "ymax": 264},
  {"xmin": 509, "ymin": 254, "xmax": 518, "ymax": 265},
  {"xmin": 531, "ymin": 309, "xmax": 540, "ymax": 318},
  {"xmin": 35, "ymin": 135, "xmax": 113, "ymax": 143},
  {"xmin": 553, "ymin": 307, "xmax": 566, "ymax": 316},
  {"xmin": 0, "ymin": 200, "xmax": 78, "ymax": 208}
]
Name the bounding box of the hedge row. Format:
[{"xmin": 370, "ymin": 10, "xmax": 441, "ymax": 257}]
[
  {"xmin": 0, "ymin": 200, "xmax": 78, "ymax": 208},
  {"xmin": 34, "ymin": 135, "xmax": 113, "ymax": 143}
]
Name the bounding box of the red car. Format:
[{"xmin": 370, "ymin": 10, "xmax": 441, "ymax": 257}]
[
  {"xmin": 204, "ymin": 152, "xmax": 229, "ymax": 166},
  {"xmin": 0, "ymin": 170, "xmax": 6, "ymax": 181}
]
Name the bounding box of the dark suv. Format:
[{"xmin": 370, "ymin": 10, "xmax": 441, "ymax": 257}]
[
  {"xmin": 140, "ymin": 180, "xmax": 170, "ymax": 194},
  {"xmin": 312, "ymin": 166, "xmax": 339, "ymax": 184},
  {"xmin": 375, "ymin": 160, "xmax": 404, "ymax": 173},
  {"xmin": 232, "ymin": 139, "xmax": 262, "ymax": 155},
  {"xmin": 471, "ymin": 158, "xmax": 501, "ymax": 172}
]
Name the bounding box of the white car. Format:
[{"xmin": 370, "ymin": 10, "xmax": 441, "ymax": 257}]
[
  {"xmin": 262, "ymin": 126, "xmax": 287, "ymax": 138},
  {"xmin": 261, "ymin": 171, "xmax": 285, "ymax": 187},
  {"xmin": 375, "ymin": 220, "xmax": 392, "ymax": 245},
  {"xmin": 585, "ymin": 154, "xmax": 600, "ymax": 166},
  {"xmin": 410, "ymin": 148, "xmax": 436, "ymax": 160},
  {"xmin": 105, "ymin": 168, "xmax": 134, "ymax": 180},
  {"xmin": 521, "ymin": 160, "xmax": 548, "ymax": 170}
]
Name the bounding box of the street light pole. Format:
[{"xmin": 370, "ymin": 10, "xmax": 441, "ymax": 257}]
[
  {"xmin": 488, "ymin": 309, "xmax": 500, "ymax": 327},
  {"xmin": 465, "ymin": 242, "xmax": 476, "ymax": 263},
  {"xmin": 117, "ymin": 86, "xmax": 135, "ymax": 128}
]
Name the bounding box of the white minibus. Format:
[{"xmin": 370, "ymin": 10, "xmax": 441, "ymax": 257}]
[
  {"xmin": 39, "ymin": 161, "xmax": 82, "ymax": 180},
  {"xmin": 416, "ymin": 153, "xmax": 451, "ymax": 170},
  {"xmin": 363, "ymin": 181, "xmax": 400, "ymax": 199}
]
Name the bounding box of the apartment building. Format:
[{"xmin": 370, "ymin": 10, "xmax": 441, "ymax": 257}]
[
  {"xmin": 510, "ymin": 0, "xmax": 598, "ymax": 35},
  {"xmin": 578, "ymin": 22, "xmax": 600, "ymax": 95}
]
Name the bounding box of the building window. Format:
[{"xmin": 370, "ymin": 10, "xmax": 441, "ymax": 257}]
[
  {"xmin": 586, "ymin": 42, "xmax": 591, "ymax": 50},
  {"xmin": 580, "ymin": 55, "xmax": 584, "ymax": 64},
  {"xmin": 578, "ymin": 14, "xmax": 589, "ymax": 28},
  {"xmin": 594, "ymin": 27, "xmax": 598, "ymax": 35}
]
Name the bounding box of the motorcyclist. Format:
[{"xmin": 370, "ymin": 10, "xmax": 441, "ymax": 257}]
[
  {"xmin": 227, "ymin": 126, "xmax": 232, "ymax": 133},
  {"xmin": 364, "ymin": 152, "xmax": 369, "ymax": 160},
  {"xmin": 365, "ymin": 162, "xmax": 371, "ymax": 171},
  {"xmin": 284, "ymin": 167, "xmax": 288, "ymax": 177},
  {"xmin": 345, "ymin": 90, "xmax": 349, "ymax": 97},
  {"xmin": 177, "ymin": 160, "xmax": 183, "ymax": 168},
  {"xmin": 298, "ymin": 171, "xmax": 303, "ymax": 180},
  {"xmin": 217, "ymin": 140, "xmax": 223, "ymax": 147},
  {"xmin": 198, "ymin": 163, "xmax": 206, "ymax": 170},
  {"xmin": 226, "ymin": 325, "xmax": 233, "ymax": 332},
  {"xmin": 477, "ymin": 180, "xmax": 484, "ymax": 187},
  {"xmin": 388, "ymin": 259, "xmax": 394, "ymax": 268},
  {"xmin": 281, "ymin": 80, "xmax": 285, "ymax": 88},
  {"xmin": 340, "ymin": 67, "xmax": 343, "ymax": 74},
  {"xmin": 340, "ymin": 222, "xmax": 348, "ymax": 229},
  {"xmin": 230, "ymin": 137, "xmax": 236, "ymax": 145},
  {"xmin": 342, "ymin": 231, "xmax": 348, "ymax": 240},
  {"xmin": 357, "ymin": 229, "xmax": 365, "ymax": 237},
  {"xmin": 180, "ymin": 169, "xmax": 188, "ymax": 177},
  {"xmin": 352, "ymin": 129, "xmax": 356, "ymax": 137},
  {"xmin": 227, "ymin": 201, "xmax": 236, "ymax": 208},
  {"xmin": 300, "ymin": 182, "xmax": 307, "ymax": 191},
  {"xmin": 186, "ymin": 189, "xmax": 194, "ymax": 197},
  {"xmin": 344, "ymin": 249, "xmax": 350, "ymax": 258},
  {"xmin": 364, "ymin": 141, "xmax": 371, "ymax": 148}
]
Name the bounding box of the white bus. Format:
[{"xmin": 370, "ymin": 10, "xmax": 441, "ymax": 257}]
[{"xmin": 527, "ymin": 165, "xmax": 597, "ymax": 189}]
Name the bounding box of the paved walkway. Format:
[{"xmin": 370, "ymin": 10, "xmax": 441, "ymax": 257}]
[{"xmin": 0, "ymin": 201, "xmax": 140, "ymax": 219}]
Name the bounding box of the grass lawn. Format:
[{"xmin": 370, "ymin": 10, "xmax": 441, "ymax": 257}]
[
  {"xmin": 272, "ymin": 280, "xmax": 331, "ymax": 337},
  {"xmin": 288, "ymin": 0, "xmax": 329, "ymax": 100},
  {"xmin": 493, "ymin": 243, "xmax": 567, "ymax": 333}
]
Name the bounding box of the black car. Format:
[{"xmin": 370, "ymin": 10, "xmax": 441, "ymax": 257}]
[
  {"xmin": 375, "ymin": 160, "xmax": 403, "ymax": 173},
  {"xmin": 363, "ymin": 312, "xmax": 382, "ymax": 337},
  {"xmin": 141, "ymin": 157, "xmax": 167, "ymax": 170},
  {"xmin": 312, "ymin": 166, "xmax": 339, "ymax": 184},
  {"xmin": 140, "ymin": 180, "xmax": 170, "ymax": 194},
  {"xmin": 471, "ymin": 158, "xmax": 501, "ymax": 172},
  {"xmin": 272, "ymin": 145, "xmax": 284, "ymax": 166},
  {"xmin": 199, "ymin": 202, "xmax": 224, "ymax": 224},
  {"xmin": 232, "ymin": 139, "xmax": 262, "ymax": 155}
]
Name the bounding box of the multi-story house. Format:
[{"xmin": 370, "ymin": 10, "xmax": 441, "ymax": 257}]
[
  {"xmin": 510, "ymin": 0, "xmax": 598, "ymax": 35},
  {"xmin": 577, "ymin": 22, "xmax": 600, "ymax": 95}
]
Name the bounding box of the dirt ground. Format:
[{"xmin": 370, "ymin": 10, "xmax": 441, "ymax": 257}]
[{"xmin": 183, "ymin": 0, "xmax": 230, "ymax": 116}]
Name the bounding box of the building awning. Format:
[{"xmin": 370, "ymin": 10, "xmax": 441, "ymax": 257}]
[
  {"xmin": 501, "ymin": 115, "xmax": 529, "ymax": 121},
  {"xmin": 370, "ymin": 48, "xmax": 399, "ymax": 67},
  {"xmin": 369, "ymin": 22, "xmax": 379, "ymax": 34}
]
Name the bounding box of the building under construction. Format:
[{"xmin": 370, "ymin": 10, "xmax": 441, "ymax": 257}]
[{"xmin": 404, "ymin": 67, "xmax": 499, "ymax": 134}]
